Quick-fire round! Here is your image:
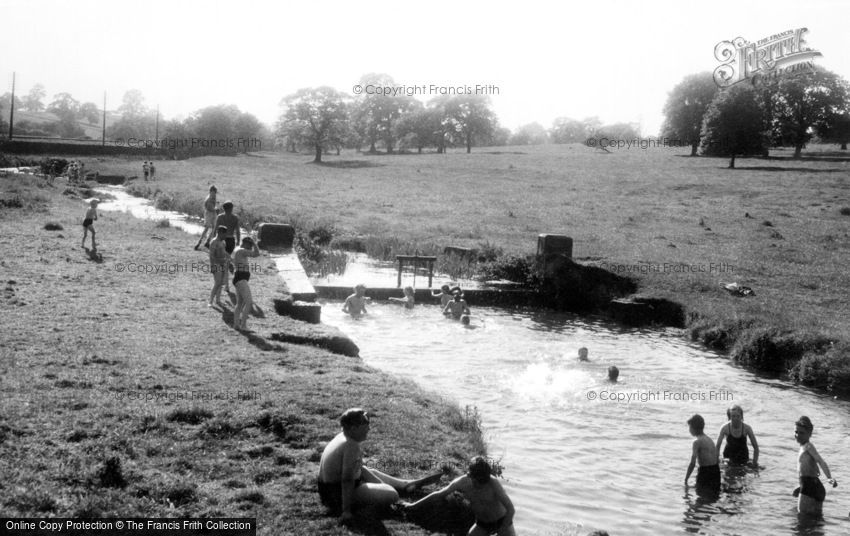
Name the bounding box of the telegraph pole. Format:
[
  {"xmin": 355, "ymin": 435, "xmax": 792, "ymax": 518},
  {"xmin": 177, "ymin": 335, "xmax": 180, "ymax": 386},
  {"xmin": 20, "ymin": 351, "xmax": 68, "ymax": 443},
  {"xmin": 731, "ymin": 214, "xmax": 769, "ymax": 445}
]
[
  {"xmin": 102, "ymin": 91, "xmax": 107, "ymax": 146},
  {"xmin": 8, "ymin": 72, "xmax": 15, "ymax": 139}
]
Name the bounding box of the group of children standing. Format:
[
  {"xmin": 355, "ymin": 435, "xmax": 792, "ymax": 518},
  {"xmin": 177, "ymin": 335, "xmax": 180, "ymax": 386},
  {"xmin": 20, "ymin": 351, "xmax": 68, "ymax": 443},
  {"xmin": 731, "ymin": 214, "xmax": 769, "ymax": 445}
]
[
  {"xmin": 685, "ymin": 406, "xmax": 837, "ymax": 516},
  {"xmin": 142, "ymin": 160, "xmax": 156, "ymax": 181},
  {"xmin": 196, "ymin": 185, "xmax": 259, "ymax": 331}
]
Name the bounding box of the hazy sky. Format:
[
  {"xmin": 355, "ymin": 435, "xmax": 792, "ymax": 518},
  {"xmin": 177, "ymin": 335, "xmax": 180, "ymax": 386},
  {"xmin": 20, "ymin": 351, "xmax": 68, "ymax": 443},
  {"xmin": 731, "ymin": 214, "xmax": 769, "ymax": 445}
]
[{"xmin": 2, "ymin": 0, "xmax": 849, "ymax": 136}]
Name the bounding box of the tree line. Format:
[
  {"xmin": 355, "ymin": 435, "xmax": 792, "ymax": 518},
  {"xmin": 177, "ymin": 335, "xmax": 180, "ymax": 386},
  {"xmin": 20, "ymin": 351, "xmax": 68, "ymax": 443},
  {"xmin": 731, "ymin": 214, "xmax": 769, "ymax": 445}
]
[{"xmin": 661, "ymin": 68, "xmax": 850, "ymax": 167}]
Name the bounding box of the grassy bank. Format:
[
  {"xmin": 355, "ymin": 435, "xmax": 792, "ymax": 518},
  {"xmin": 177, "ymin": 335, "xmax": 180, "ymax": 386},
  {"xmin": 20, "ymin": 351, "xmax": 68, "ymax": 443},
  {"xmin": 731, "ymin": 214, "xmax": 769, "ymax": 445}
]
[
  {"xmin": 69, "ymin": 145, "xmax": 850, "ymax": 393},
  {"xmin": 0, "ymin": 175, "xmax": 487, "ymax": 534}
]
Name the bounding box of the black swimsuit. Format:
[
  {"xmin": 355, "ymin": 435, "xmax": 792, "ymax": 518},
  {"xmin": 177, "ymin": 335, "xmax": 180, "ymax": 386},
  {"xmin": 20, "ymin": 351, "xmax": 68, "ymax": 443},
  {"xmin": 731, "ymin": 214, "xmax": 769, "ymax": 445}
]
[
  {"xmin": 723, "ymin": 424, "xmax": 749, "ymax": 465},
  {"xmin": 476, "ymin": 516, "xmax": 506, "ymax": 535},
  {"xmin": 233, "ymin": 271, "xmax": 250, "ymax": 285},
  {"xmin": 82, "ymin": 218, "xmax": 93, "ymax": 227}
]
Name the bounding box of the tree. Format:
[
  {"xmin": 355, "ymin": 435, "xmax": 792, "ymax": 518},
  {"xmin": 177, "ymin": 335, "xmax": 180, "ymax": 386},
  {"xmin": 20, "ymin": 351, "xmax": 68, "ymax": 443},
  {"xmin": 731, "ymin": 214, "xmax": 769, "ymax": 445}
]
[
  {"xmin": 23, "ymin": 84, "xmax": 46, "ymax": 112},
  {"xmin": 394, "ymin": 106, "xmax": 444, "ymax": 153},
  {"xmin": 595, "ymin": 122, "xmax": 640, "ymax": 141},
  {"xmin": 0, "ymin": 92, "xmax": 22, "ymax": 113},
  {"xmin": 437, "ymin": 95, "xmax": 497, "ymax": 153},
  {"xmin": 109, "ymin": 90, "xmax": 156, "ymax": 141},
  {"xmin": 79, "ymin": 102, "xmax": 100, "ymax": 124},
  {"xmin": 700, "ymin": 84, "xmax": 769, "ymax": 168},
  {"xmin": 278, "ymin": 87, "xmax": 350, "ymax": 163},
  {"xmin": 766, "ymin": 69, "xmax": 850, "ymax": 158},
  {"xmin": 816, "ymin": 112, "xmax": 850, "ymax": 150},
  {"xmin": 509, "ymin": 122, "xmax": 549, "ymax": 145},
  {"xmin": 351, "ymin": 73, "xmax": 416, "ymax": 154},
  {"xmin": 550, "ymin": 117, "xmax": 588, "ymax": 144},
  {"xmin": 118, "ymin": 89, "xmax": 148, "ymax": 118},
  {"xmin": 660, "ymin": 72, "xmax": 718, "ymax": 155},
  {"xmin": 46, "ymin": 93, "xmax": 84, "ymax": 138}
]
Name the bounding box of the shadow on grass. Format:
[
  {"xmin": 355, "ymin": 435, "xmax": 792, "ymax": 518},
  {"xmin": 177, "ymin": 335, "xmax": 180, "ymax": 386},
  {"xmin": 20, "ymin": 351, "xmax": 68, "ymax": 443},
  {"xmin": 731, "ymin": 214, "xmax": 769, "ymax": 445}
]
[
  {"xmin": 312, "ymin": 160, "xmax": 383, "ymax": 169},
  {"xmin": 732, "ymin": 166, "xmax": 848, "ymax": 173},
  {"xmin": 83, "ymin": 247, "xmax": 103, "ymax": 263}
]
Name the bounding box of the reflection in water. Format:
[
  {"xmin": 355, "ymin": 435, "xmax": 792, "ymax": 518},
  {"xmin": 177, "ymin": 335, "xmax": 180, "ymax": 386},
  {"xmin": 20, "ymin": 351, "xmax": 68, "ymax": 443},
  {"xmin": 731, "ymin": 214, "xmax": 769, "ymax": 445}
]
[{"xmin": 322, "ymin": 303, "xmax": 850, "ymax": 535}]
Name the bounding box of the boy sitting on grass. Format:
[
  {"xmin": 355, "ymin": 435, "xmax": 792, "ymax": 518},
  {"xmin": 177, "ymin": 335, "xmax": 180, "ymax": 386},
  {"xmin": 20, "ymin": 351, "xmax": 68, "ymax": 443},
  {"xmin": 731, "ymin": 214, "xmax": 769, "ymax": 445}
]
[
  {"xmin": 404, "ymin": 456, "xmax": 516, "ymax": 536},
  {"xmin": 685, "ymin": 414, "xmax": 720, "ymax": 498}
]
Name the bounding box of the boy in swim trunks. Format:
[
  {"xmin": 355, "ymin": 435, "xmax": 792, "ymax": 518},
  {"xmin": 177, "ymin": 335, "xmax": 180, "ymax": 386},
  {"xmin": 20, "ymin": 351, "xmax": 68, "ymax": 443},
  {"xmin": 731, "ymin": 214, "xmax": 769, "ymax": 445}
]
[
  {"xmin": 195, "ymin": 185, "xmax": 218, "ymax": 250},
  {"xmin": 342, "ymin": 284, "xmax": 369, "ymax": 317},
  {"xmin": 207, "ymin": 226, "xmax": 230, "ymax": 307},
  {"xmin": 82, "ymin": 198, "xmax": 99, "ymax": 250},
  {"xmin": 318, "ymin": 408, "xmax": 443, "ymax": 524},
  {"xmin": 793, "ymin": 416, "xmax": 837, "ymax": 516},
  {"xmin": 214, "ymin": 201, "xmax": 241, "ymax": 292},
  {"xmin": 404, "ymin": 456, "xmax": 516, "ymax": 535},
  {"xmin": 685, "ymin": 414, "xmax": 720, "ymax": 498},
  {"xmin": 231, "ymin": 236, "xmax": 260, "ymax": 331},
  {"xmin": 715, "ymin": 404, "xmax": 759, "ymax": 467}
]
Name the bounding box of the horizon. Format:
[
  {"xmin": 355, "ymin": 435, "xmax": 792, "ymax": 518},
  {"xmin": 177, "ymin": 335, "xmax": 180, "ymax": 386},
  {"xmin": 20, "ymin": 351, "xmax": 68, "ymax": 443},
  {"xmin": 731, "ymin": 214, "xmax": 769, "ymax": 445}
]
[{"xmin": 2, "ymin": 0, "xmax": 849, "ymax": 136}]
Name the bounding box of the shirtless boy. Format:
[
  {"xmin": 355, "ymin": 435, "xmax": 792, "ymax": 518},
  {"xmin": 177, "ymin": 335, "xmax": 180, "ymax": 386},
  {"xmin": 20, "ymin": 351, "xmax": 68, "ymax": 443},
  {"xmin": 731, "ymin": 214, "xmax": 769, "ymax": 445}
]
[
  {"xmin": 405, "ymin": 456, "xmax": 516, "ymax": 536},
  {"xmin": 343, "ymin": 284, "xmax": 369, "ymax": 317},
  {"xmin": 231, "ymin": 236, "xmax": 260, "ymax": 331},
  {"xmin": 794, "ymin": 416, "xmax": 837, "ymax": 516},
  {"xmin": 685, "ymin": 414, "xmax": 720, "ymax": 497},
  {"xmin": 82, "ymin": 198, "xmax": 99, "ymax": 250},
  {"xmin": 207, "ymin": 226, "xmax": 230, "ymax": 307},
  {"xmin": 317, "ymin": 408, "xmax": 442, "ymax": 524},
  {"xmin": 443, "ymin": 290, "xmax": 470, "ymax": 319},
  {"xmin": 195, "ymin": 185, "xmax": 218, "ymax": 250}
]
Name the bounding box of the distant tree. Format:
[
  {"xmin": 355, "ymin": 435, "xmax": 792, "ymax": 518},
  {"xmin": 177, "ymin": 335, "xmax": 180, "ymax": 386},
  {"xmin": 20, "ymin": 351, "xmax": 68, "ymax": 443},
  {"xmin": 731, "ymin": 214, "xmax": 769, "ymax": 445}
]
[
  {"xmin": 79, "ymin": 102, "xmax": 100, "ymax": 124},
  {"xmin": 766, "ymin": 69, "xmax": 850, "ymax": 157},
  {"xmin": 0, "ymin": 92, "xmax": 23, "ymax": 113},
  {"xmin": 595, "ymin": 122, "xmax": 640, "ymax": 141},
  {"xmin": 394, "ymin": 106, "xmax": 444, "ymax": 153},
  {"xmin": 278, "ymin": 87, "xmax": 350, "ymax": 163},
  {"xmin": 23, "ymin": 84, "xmax": 46, "ymax": 112},
  {"xmin": 351, "ymin": 73, "xmax": 417, "ymax": 154},
  {"xmin": 510, "ymin": 122, "xmax": 549, "ymax": 145},
  {"xmin": 491, "ymin": 126, "xmax": 511, "ymax": 146},
  {"xmin": 660, "ymin": 72, "xmax": 718, "ymax": 155},
  {"xmin": 437, "ymin": 95, "xmax": 497, "ymax": 153},
  {"xmin": 47, "ymin": 92, "xmax": 80, "ymax": 117},
  {"xmin": 550, "ymin": 117, "xmax": 588, "ymax": 144},
  {"xmin": 118, "ymin": 89, "xmax": 148, "ymax": 118},
  {"xmin": 700, "ymin": 84, "xmax": 769, "ymax": 168},
  {"xmin": 233, "ymin": 112, "xmax": 265, "ymax": 152},
  {"xmin": 816, "ymin": 111, "xmax": 850, "ymax": 150}
]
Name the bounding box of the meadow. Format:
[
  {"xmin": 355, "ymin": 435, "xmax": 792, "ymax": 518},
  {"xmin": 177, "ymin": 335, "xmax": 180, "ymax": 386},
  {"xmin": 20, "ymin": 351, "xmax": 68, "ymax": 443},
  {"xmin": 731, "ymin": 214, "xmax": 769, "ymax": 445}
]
[{"xmin": 94, "ymin": 144, "xmax": 850, "ymax": 389}]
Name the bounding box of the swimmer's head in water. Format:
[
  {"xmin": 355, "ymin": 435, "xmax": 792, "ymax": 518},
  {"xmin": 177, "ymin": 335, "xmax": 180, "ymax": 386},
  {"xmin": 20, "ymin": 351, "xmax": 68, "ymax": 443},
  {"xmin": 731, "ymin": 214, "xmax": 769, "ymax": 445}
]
[
  {"xmin": 727, "ymin": 404, "xmax": 743, "ymax": 421},
  {"xmin": 441, "ymin": 285, "xmax": 450, "ymax": 293},
  {"xmin": 222, "ymin": 201, "xmax": 234, "ymax": 212},
  {"xmin": 354, "ymin": 283, "xmax": 366, "ymax": 294},
  {"xmin": 340, "ymin": 408, "xmax": 370, "ymax": 430},
  {"xmin": 461, "ymin": 315, "xmax": 471, "ymax": 325},
  {"xmin": 578, "ymin": 347, "xmax": 589, "ymax": 361},
  {"xmin": 468, "ymin": 456, "xmax": 491, "ymax": 484},
  {"xmin": 404, "ymin": 285, "xmax": 414, "ymax": 296},
  {"xmin": 607, "ymin": 366, "xmax": 619, "ymax": 381},
  {"xmin": 687, "ymin": 414, "xmax": 705, "ymax": 435}
]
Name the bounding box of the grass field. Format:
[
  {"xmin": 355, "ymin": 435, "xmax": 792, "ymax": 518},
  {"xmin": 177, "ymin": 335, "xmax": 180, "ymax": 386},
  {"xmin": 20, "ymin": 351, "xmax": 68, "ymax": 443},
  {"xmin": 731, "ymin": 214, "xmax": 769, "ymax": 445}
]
[
  {"xmin": 0, "ymin": 175, "xmax": 485, "ymax": 535},
  {"xmin": 94, "ymin": 145, "xmax": 850, "ymax": 373}
]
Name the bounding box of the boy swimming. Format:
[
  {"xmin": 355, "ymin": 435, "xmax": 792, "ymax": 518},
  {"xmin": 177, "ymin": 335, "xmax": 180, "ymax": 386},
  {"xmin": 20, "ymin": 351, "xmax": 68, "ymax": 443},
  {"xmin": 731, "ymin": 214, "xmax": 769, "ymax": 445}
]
[
  {"xmin": 404, "ymin": 456, "xmax": 516, "ymax": 535},
  {"xmin": 577, "ymin": 347, "xmax": 589, "ymax": 361},
  {"xmin": 685, "ymin": 414, "xmax": 720, "ymax": 497},
  {"xmin": 342, "ymin": 284, "xmax": 369, "ymax": 317},
  {"xmin": 443, "ymin": 290, "xmax": 470, "ymax": 319},
  {"xmin": 389, "ymin": 286, "xmax": 415, "ymax": 309}
]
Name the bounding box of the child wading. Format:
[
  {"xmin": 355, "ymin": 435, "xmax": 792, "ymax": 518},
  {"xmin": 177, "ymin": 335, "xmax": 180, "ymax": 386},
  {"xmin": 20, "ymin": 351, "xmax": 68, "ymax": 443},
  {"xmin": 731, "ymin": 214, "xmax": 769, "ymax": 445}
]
[
  {"xmin": 685, "ymin": 414, "xmax": 720, "ymax": 498},
  {"xmin": 793, "ymin": 416, "xmax": 837, "ymax": 516}
]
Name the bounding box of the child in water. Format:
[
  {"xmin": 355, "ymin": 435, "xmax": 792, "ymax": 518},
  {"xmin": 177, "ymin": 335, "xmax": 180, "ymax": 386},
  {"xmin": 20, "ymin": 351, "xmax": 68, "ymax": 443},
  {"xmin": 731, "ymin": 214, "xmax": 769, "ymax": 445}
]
[
  {"xmin": 685, "ymin": 414, "xmax": 720, "ymax": 497},
  {"xmin": 404, "ymin": 456, "xmax": 515, "ymax": 535},
  {"xmin": 432, "ymin": 284, "xmax": 459, "ymax": 308},
  {"xmin": 577, "ymin": 347, "xmax": 589, "ymax": 361},
  {"xmin": 82, "ymin": 198, "xmax": 99, "ymax": 250},
  {"xmin": 342, "ymin": 284, "xmax": 369, "ymax": 317},
  {"xmin": 715, "ymin": 404, "xmax": 759, "ymax": 467},
  {"xmin": 389, "ymin": 286, "xmax": 415, "ymax": 309},
  {"xmin": 443, "ymin": 290, "xmax": 470, "ymax": 319},
  {"xmin": 793, "ymin": 416, "xmax": 837, "ymax": 516},
  {"xmin": 607, "ymin": 366, "xmax": 619, "ymax": 383}
]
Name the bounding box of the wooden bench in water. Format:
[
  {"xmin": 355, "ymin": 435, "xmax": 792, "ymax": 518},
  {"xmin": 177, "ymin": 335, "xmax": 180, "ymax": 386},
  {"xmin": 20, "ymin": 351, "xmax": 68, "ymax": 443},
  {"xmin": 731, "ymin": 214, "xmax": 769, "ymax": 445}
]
[{"xmin": 395, "ymin": 255, "xmax": 437, "ymax": 288}]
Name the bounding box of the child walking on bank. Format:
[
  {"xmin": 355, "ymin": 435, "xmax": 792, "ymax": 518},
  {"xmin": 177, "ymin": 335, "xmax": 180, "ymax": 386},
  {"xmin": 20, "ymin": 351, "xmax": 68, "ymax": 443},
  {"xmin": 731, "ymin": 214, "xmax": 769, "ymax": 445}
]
[
  {"xmin": 404, "ymin": 456, "xmax": 516, "ymax": 535},
  {"xmin": 685, "ymin": 414, "xmax": 720, "ymax": 498},
  {"xmin": 82, "ymin": 199, "xmax": 99, "ymax": 250}
]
